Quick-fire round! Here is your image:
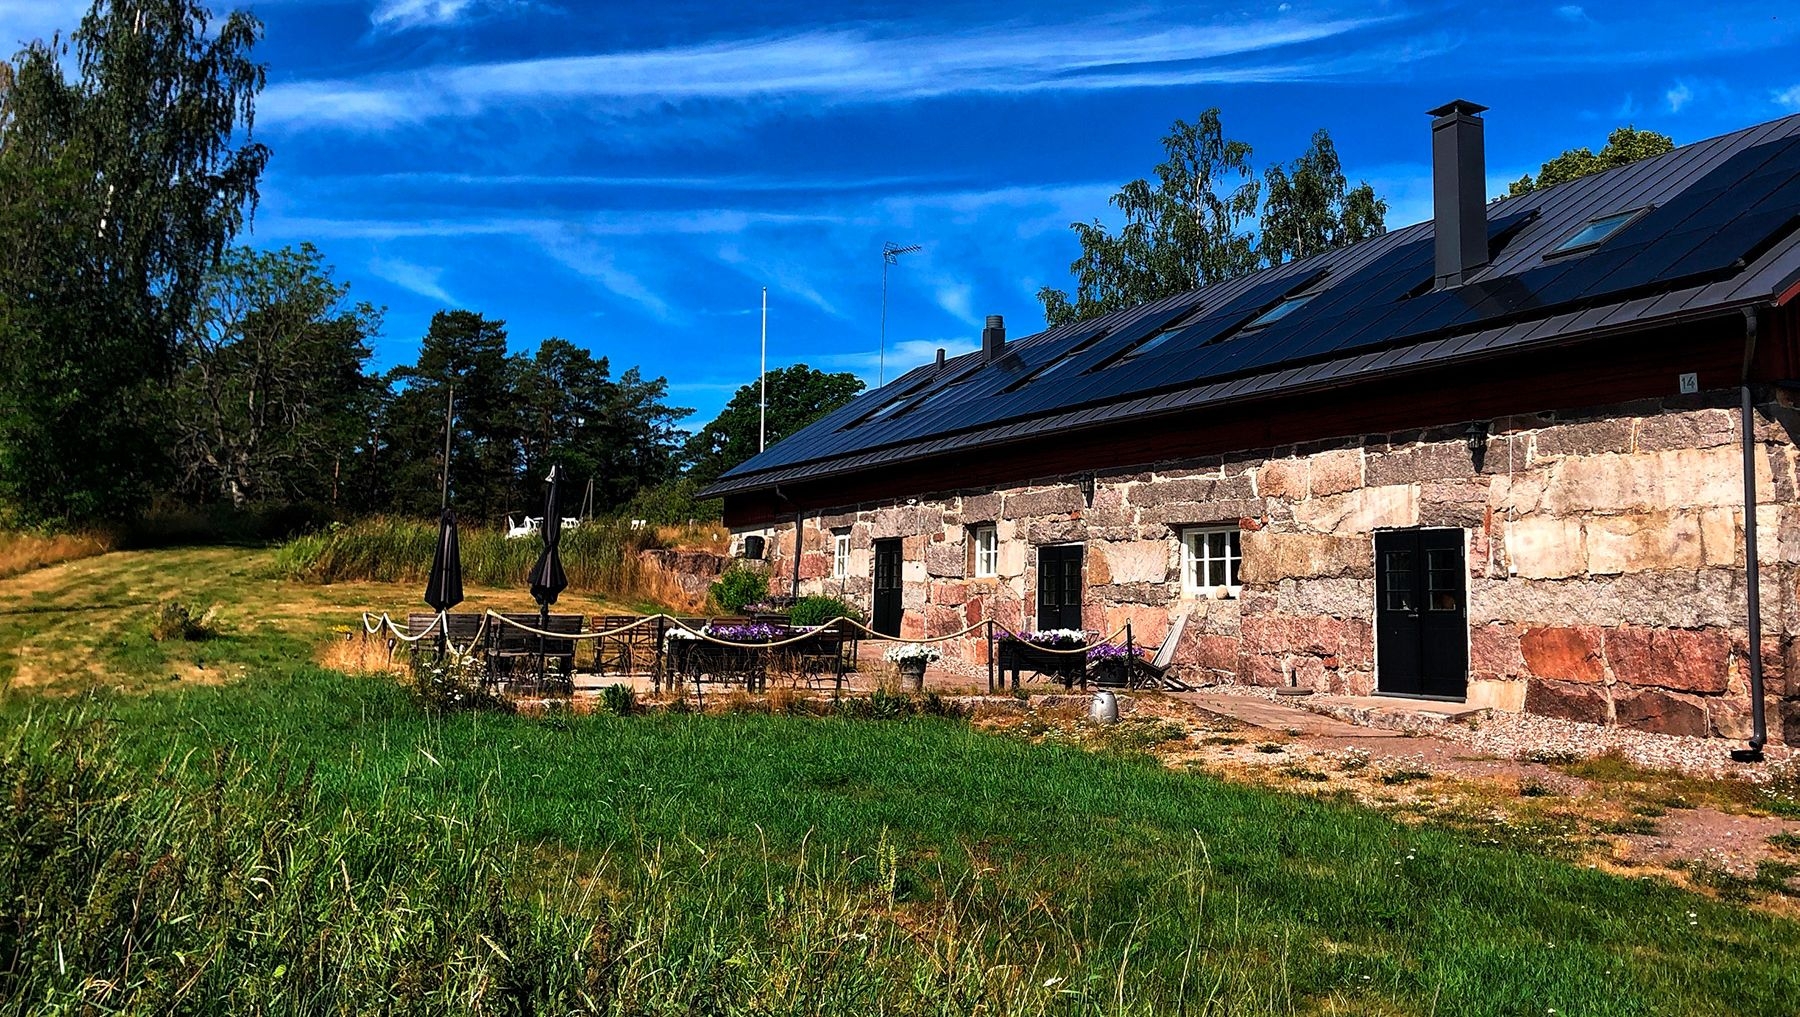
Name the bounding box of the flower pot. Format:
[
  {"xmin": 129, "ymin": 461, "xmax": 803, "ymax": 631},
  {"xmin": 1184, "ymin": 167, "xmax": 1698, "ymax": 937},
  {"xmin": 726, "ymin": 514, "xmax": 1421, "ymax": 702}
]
[{"xmin": 897, "ymin": 658, "xmax": 927, "ymax": 691}]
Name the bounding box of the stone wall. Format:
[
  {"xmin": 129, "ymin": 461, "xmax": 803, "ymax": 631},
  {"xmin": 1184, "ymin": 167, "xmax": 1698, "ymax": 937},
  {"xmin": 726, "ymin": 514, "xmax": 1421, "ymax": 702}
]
[{"xmin": 733, "ymin": 390, "xmax": 1800, "ymax": 741}]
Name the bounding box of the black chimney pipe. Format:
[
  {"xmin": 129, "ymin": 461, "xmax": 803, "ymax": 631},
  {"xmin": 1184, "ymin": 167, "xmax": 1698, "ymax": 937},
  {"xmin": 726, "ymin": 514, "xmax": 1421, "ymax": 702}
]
[
  {"xmin": 1429, "ymin": 99, "xmax": 1490, "ymax": 288},
  {"xmin": 982, "ymin": 315, "xmax": 1006, "ymax": 361}
]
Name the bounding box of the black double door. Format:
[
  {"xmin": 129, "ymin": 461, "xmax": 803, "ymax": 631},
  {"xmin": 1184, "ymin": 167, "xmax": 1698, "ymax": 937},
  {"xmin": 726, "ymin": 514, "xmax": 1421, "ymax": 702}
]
[
  {"xmin": 1374, "ymin": 528, "xmax": 1468, "ymax": 699},
  {"xmin": 1036, "ymin": 545, "xmax": 1084, "ymax": 631},
  {"xmin": 872, "ymin": 538, "xmax": 903, "ymax": 637}
]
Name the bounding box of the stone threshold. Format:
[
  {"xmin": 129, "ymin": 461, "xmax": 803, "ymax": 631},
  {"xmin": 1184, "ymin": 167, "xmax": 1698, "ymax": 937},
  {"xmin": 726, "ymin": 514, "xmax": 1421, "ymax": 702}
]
[{"xmin": 1290, "ymin": 694, "xmax": 1492, "ymax": 734}]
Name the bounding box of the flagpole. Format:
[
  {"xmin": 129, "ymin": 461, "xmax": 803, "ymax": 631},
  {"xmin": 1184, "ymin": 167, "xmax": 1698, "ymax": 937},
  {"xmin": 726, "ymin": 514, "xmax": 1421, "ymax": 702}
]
[
  {"xmin": 440, "ymin": 386, "xmax": 454, "ymax": 511},
  {"xmin": 759, "ymin": 286, "xmax": 768, "ymax": 453}
]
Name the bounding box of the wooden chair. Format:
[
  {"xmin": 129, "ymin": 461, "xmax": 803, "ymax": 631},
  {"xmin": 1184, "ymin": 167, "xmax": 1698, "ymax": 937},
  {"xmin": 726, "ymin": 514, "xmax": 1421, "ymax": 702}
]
[
  {"xmin": 1094, "ymin": 612, "xmax": 1192, "ymax": 690},
  {"xmin": 488, "ymin": 613, "xmax": 584, "ymax": 693},
  {"xmin": 595, "ymin": 614, "xmax": 654, "ymax": 675}
]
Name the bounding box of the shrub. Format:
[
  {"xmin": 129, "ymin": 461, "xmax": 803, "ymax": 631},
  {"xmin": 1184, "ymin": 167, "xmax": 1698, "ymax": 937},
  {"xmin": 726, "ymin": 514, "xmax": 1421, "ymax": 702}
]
[
  {"xmin": 602, "ymin": 683, "xmax": 636, "ymax": 716},
  {"xmin": 789, "ymin": 594, "xmax": 861, "ymax": 627},
  {"xmin": 709, "ymin": 563, "xmax": 769, "ymax": 613},
  {"xmin": 411, "ymin": 657, "xmax": 513, "ymax": 714},
  {"xmin": 150, "ymin": 601, "xmax": 215, "ymax": 642}
]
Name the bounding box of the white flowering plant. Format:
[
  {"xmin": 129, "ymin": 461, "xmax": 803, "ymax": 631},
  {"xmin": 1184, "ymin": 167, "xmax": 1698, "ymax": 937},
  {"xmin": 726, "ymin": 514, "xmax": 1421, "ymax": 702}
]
[{"xmin": 883, "ymin": 642, "xmax": 942, "ymax": 665}]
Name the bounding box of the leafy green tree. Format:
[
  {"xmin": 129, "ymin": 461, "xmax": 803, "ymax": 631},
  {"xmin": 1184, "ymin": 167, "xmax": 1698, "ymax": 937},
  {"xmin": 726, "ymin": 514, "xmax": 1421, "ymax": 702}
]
[
  {"xmin": 1258, "ymin": 129, "xmax": 1387, "ymax": 266},
  {"xmin": 684, "ymin": 365, "xmax": 864, "ymax": 486},
  {"xmin": 0, "ymin": 0, "xmax": 269, "ymax": 523},
  {"xmin": 170, "ymin": 245, "xmax": 381, "ymax": 508},
  {"xmin": 1509, "ymin": 126, "xmax": 1675, "ymax": 195},
  {"xmin": 1038, "ymin": 110, "xmax": 1261, "ymax": 326}
]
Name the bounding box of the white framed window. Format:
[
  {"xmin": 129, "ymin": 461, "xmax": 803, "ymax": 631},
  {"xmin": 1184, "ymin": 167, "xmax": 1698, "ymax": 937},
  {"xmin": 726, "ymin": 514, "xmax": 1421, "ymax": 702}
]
[
  {"xmin": 972, "ymin": 523, "xmax": 999, "ymax": 578},
  {"xmin": 832, "ymin": 532, "xmax": 851, "ymax": 579},
  {"xmin": 1181, "ymin": 526, "xmax": 1241, "ymax": 596}
]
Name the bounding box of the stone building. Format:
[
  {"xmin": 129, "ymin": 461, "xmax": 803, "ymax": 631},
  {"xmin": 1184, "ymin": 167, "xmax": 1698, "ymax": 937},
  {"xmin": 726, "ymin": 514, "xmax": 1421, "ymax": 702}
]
[{"xmin": 702, "ymin": 103, "xmax": 1800, "ymax": 750}]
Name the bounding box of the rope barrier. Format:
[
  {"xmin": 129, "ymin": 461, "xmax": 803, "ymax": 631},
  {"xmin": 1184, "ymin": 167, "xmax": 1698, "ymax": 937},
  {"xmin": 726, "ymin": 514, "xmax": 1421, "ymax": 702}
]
[
  {"xmin": 354, "ymin": 610, "xmax": 1133, "ymax": 655},
  {"xmin": 991, "ymin": 625, "xmax": 1133, "ymax": 656}
]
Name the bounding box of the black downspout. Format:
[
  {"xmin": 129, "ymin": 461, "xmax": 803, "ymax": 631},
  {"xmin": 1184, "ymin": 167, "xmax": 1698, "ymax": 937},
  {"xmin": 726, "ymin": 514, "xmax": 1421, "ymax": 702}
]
[
  {"xmin": 1733, "ymin": 307, "xmax": 1768, "ymax": 764},
  {"xmin": 793, "ymin": 510, "xmax": 804, "ymax": 603}
]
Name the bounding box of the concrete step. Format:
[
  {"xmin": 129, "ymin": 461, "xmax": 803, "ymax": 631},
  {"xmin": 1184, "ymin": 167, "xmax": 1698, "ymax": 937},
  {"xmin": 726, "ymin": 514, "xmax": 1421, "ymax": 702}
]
[{"xmin": 1289, "ymin": 694, "xmax": 1490, "ymax": 733}]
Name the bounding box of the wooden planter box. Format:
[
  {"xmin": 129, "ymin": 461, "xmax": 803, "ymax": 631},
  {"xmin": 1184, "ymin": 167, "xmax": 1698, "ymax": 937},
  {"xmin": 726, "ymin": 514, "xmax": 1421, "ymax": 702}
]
[{"xmin": 996, "ymin": 640, "xmax": 1087, "ymax": 687}]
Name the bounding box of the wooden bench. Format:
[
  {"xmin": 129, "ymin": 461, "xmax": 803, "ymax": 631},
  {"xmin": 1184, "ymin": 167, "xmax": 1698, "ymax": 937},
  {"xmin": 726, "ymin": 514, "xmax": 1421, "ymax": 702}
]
[
  {"xmin": 488, "ymin": 613, "xmax": 584, "ymax": 692},
  {"xmin": 404, "ymin": 612, "xmax": 487, "ymax": 664}
]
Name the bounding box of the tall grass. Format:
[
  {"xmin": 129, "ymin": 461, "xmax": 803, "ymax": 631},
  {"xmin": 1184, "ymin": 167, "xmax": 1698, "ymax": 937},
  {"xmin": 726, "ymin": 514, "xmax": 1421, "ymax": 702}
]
[
  {"xmin": 25, "ymin": 668, "xmax": 1800, "ymax": 1016},
  {"xmin": 0, "ymin": 529, "xmax": 112, "ymax": 580},
  {"xmin": 275, "ymin": 517, "xmax": 668, "ymax": 598},
  {"xmin": 1, "ymin": 706, "xmax": 1208, "ymax": 1016}
]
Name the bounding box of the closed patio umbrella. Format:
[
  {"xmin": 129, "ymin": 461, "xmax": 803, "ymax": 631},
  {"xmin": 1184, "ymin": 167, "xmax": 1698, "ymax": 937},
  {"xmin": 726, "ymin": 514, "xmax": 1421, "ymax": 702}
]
[
  {"xmin": 526, "ymin": 465, "xmax": 569, "ymax": 676},
  {"xmin": 424, "ymin": 508, "xmax": 464, "ymax": 657}
]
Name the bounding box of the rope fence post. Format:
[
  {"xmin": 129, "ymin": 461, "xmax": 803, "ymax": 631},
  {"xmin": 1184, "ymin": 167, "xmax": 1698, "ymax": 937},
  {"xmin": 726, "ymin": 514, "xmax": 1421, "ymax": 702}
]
[
  {"xmin": 1124, "ymin": 622, "xmax": 1135, "ymax": 690},
  {"xmin": 986, "ymin": 619, "xmax": 995, "ymax": 694}
]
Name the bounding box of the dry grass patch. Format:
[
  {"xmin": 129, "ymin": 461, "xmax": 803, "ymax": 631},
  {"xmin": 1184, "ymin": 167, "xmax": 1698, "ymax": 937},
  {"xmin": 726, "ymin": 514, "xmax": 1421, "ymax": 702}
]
[{"xmin": 0, "ymin": 530, "xmax": 111, "ymax": 580}]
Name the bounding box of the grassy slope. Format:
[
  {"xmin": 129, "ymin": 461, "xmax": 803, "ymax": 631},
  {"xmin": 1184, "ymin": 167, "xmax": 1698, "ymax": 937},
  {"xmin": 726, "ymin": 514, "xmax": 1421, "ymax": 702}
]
[
  {"xmin": 5, "ymin": 546, "xmax": 1800, "ymax": 1013},
  {"xmin": 0, "ymin": 545, "xmax": 633, "ymax": 696},
  {"xmin": 79, "ymin": 669, "xmax": 1800, "ymax": 1016}
]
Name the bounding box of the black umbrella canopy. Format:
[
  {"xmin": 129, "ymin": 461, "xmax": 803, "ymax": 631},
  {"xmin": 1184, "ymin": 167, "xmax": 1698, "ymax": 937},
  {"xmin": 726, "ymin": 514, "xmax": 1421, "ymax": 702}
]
[
  {"xmin": 424, "ymin": 508, "xmax": 464, "ymax": 612},
  {"xmin": 527, "ymin": 465, "xmax": 568, "ymax": 608}
]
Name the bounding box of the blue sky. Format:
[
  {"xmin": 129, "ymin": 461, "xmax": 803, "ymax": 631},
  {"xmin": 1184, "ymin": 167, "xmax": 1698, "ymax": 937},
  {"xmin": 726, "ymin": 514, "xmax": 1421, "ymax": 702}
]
[{"xmin": 5, "ymin": 1, "xmax": 1800, "ymax": 426}]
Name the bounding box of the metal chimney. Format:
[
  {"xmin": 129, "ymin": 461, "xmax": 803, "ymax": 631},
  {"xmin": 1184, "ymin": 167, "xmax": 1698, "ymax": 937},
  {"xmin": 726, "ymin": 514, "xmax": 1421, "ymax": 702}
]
[
  {"xmin": 1429, "ymin": 99, "xmax": 1489, "ymax": 288},
  {"xmin": 982, "ymin": 314, "xmax": 1006, "ymax": 361}
]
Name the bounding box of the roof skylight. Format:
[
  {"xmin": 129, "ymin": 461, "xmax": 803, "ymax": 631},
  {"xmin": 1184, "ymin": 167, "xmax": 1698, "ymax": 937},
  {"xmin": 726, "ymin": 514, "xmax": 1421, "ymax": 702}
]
[
  {"xmin": 1007, "ymin": 329, "xmax": 1113, "ymax": 390},
  {"xmin": 1243, "ymin": 293, "xmax": 1315, "ymax": 330},
  {"xmin": 1553, "ymin": 207, "xmax": 1647, "ymax": 253}
]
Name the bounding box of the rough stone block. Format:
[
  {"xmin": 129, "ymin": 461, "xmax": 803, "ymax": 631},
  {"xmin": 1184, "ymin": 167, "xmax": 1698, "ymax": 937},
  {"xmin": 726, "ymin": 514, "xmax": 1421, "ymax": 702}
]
[
  {"xmin": 925, "ymin": 542, "xmax": 966, "ymax": 578},
  {"xmin": 1002, "ymin": 487, "xmax": 1084, "ymax": 519},
  {"xmin": 1504, "ymin": 515, "xmax": 1586, "ymax": 579},
  {"xmin": 1338, "ymin": 619, "xmax": 1374, "ymax": 667},
  {"xmin": 1613, "ymin": 687, "xmax": 1710, "ymax": 738},
  {"xmin": 929, "ymin": 580, "xmax": 969, "ymax": 606},
  {"xmin": 1700, "ymin": 507, "xmax": 1740, "ymax": 567},
  {"xmin": 1179, "ymin": 633, "xmax": 1240, "ymax": 674},
  {"xmin": 1471, "ymin": 622, "xmax": 1526, "ymax": 677},
  {"xmin": 1268, "ymin": 576, "xmax": 1375, "ymax": 620},
  {"xmin": 960, "ymin": 493, "xmax": 1002, "ymax": 522},
  {"xmin": 1605, "ymin": 626, "xmax": 1731, "ymax": 694},
  {"xmin": 1291, "ymin": 485, "xmax": 1419, "ymax": 534},
  {"xmin": 1524, "ymin": 678, "xmax": 1611, "ymax": 724},
  {"xmin": 1634, "ymin": 409, "xmax": 1736, "ymax": 452},
  {"xmin": 1137, "ymin": 499, "xmax": 1265, "ymax": 528},
  {"xmin": 1533, "ymin": 418, "xmax": 1634, "ymax": 458},
  {"xmin": 871, "ymin": 505, "xmax": 943, "ymax": 538},
  {"xmin": 1584, "ymin": 511, "xmax": 1702, "ymax": 575},
  {"xmin": 1519, "ymin": 626, "xmax": 1605, "ymax": 683},
  {"xmin": 1240, "ymin": 614, "xmax": 1343, "ymax": 656},
  {"xmin": 1544, "ymin": 447, "xmax": 1769, "ymax": 515},
  {"xmin": 1255, "ymin": 459, "xmax": 1308, "ymax": 500},
  {"xmin": 1420, "ymin": 478, "xmax": 1490, "ymax": 529},
  {"xmin": 1309, "ymin": 449, "xmax": 1364, "ymax": 497},
  {"xmin": 1026, "ymin": 518, "xmax": 1086, "ymax": 543},
  {"xmin": 1238, "ymin": 530, "xmax": 1370, "ymax": 583},
  {"xmin": 1099, "ymin": 539, "xmax": 1174, "ymax": 585},
  {"xmin": 1366, "ymin": 442, "xmax": 1474, "ymax": 486}
]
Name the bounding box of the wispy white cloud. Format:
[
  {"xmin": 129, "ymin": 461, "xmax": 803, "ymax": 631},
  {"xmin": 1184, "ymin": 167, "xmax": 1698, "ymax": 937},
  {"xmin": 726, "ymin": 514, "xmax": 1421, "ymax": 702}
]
[
  {"xmin": 369, "ymin": 0, "xmax": 528, "ymax": 32},
  {"xmin": 1553, "ymin": 5, "xmax": 1591, "ymax": 23},
  {"xmin": 261, "ymin": 13, "xmax": 1401, "ymax": 130},
  {"xmin": 368, "ymin": 256, "xmax": 456, "ymax": 304},
  {"xmin": 1666, "ymin": 81, "xmax": 1694, "ymax": 113},
  {"xmin": 808, "ymin": 337, "xmax": 982, "ymax": 384},
  {"xmin": 1777, "ymin": 85, "xmax": 1800, "ymax": 112},
  {"xmin": 931, "ymin": 278, "xmax": 978, "ymax": 326}
]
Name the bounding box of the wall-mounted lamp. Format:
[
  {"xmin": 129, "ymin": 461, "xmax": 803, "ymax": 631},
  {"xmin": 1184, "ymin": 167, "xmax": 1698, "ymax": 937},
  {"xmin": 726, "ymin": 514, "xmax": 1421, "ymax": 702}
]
[
  {"xmin": 1078, "ymin": 473, "xmax": 1097, "ymax": 507},
  {"xmin": 1465, "ymin": 420, "xmax": 1490, "ymax": 471}
]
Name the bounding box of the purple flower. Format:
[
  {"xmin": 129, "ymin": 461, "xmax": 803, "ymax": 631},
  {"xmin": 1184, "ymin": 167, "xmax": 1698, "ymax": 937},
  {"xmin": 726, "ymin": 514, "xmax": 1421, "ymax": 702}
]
[{"xmin": 1086, "ymin": 643, "xmax": 1145, "ymax": 662}]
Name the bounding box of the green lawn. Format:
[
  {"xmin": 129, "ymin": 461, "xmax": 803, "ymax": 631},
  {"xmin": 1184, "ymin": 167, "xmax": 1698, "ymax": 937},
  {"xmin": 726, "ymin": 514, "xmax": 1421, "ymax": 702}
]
[
  {"xmin": 7, "ymin": 667, "xmax": 1795, "ymax": 1016},
  {"xmin": 4, "ymin": 545, "xmax": 1798, "ymax": 1015}
]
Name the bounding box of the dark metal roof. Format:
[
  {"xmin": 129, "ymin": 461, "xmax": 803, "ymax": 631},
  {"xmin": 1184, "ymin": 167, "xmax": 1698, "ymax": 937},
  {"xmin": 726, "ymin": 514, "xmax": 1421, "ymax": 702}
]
[{"xmin": 705, "ymin": 112, "xmax": 1800, "ymax": 499}]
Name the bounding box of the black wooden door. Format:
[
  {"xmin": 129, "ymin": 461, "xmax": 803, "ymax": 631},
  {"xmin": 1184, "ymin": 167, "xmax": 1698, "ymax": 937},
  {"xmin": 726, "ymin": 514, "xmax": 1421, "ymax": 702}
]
[
  {"xmin": 1374, "ymin": 528, "xmax": 1468, "ymax": 698},
  {"xmin": 872, "ymin": 539, "xmax": 903, "ymax": 637},
  {"xmin": 1035, "ymin": 545, "xmax": 1084, "ymax": 631}
]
